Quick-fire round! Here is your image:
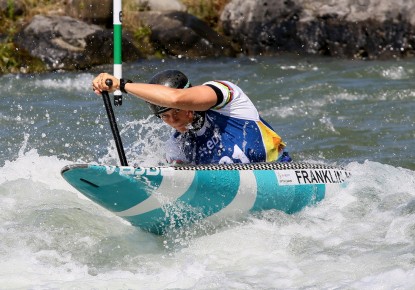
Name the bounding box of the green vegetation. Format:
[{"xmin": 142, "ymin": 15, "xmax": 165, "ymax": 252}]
[
  {"xmin": 0, "ymin": 42, "xmax": 45, "ymax": 74},
  {"xmin": 0, "ymin": 43, "xmax": 18, "ymax": 73},
  {"xmin": 0, "ymin": 0, "xmax": 61, "ymax": 74},
  {"xmin": 7, "ymin": 0, "xmax": 15, "ymax": 19}
]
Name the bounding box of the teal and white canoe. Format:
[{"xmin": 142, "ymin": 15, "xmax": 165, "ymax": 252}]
[{"xmin": 61, "ymin": 162, "xmax": 350, "ymax": 235}]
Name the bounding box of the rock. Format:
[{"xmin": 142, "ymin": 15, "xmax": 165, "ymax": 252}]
[
  {"xmin": 220, "ymin": 0, "xmax": 415, "ymax": 58},
  {"xmin": 128, "ymin": 11, "xmax": 235, "ymax": 58},
  {"xmin": 221, "ymin": 0, "xmax": 302, "ymax": 55},
  {"xmin": 14, "ymin": 15, "xmax": 141, "ymax": 71}
]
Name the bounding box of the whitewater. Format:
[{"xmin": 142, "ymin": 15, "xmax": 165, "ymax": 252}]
[{"xmin": 1, "ymin": 56, "xmax": 414, "ymax": 289}]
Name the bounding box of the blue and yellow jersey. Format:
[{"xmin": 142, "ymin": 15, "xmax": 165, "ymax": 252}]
[{"xmin": 166, "ymin": 80, "xmax": 286, "ymax": 165}]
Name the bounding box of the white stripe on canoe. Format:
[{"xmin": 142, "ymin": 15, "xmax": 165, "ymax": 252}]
[
  {"xmin": 115, "ymin": 171, "xmax": 195, "ymax": 217},
  {"xmin": 204, "ymin": 170, "xmax": 257, "ymax": 224}
]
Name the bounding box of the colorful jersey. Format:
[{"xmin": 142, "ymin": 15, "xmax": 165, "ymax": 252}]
[{"xmin": 165, "ymin": 81, "xmax": 286, "ymax": 165}]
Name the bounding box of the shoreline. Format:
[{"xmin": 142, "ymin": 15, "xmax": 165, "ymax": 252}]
[{"xmin": 2, "ymin": 0, "xmax": 415, "ymax": 75}]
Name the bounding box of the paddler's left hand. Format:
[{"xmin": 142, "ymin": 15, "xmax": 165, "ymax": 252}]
[{"xmin": 92, "ymin": 73, "xmax": 120, "ymax": 94}]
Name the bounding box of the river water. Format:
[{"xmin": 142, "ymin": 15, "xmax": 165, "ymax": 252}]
[{"xmin": 1, "ymin": 55, "xmax": 414, "ymax": 289}]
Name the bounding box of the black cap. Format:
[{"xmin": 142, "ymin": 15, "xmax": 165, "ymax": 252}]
[{"xmin": 147, "ymin": 70, "xmax": 191, "ymax": 117}]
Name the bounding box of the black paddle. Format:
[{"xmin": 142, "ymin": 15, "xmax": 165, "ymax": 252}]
[{"xmin": 101, "ymin": 79, "xmax": 128, "ymax": 166}]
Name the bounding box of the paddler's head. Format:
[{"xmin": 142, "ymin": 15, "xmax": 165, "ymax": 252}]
[{"xmin": 148, "ymin": 70, "xmax": 202, "ymax": 133}]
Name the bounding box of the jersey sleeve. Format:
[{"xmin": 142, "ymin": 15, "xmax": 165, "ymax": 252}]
[
  {"xmin": 203, "ymin": 81, "xmax": 234, "ymax": 110},
  {"xmin": 203, "ymin": 80, "xmax": 260, "ymax": 120}
]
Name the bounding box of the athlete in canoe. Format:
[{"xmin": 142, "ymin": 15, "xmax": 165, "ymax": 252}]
[{"xmin": 92, "ymin": 70, "xmax": 292, "ymax": 165}]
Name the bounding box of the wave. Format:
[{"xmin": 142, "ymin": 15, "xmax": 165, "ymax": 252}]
[{"xmin": 1, "ymin": 150, "xmax": 414, "ymax": 288}]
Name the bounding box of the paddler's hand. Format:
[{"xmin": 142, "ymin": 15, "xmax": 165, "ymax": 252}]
[{"xmin": 92, "ymin": 73, "xmax": 120, "ymax": 94}]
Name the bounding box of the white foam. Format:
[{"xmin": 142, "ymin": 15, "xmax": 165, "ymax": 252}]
[
  {"xmin": 1, "ymin": 155, "xmax": 415, "ymax": 289},
  {"xmin": 34, "ymin": 73, "xmax": 96, "ymax": 92},
  {"xmin": 381, "ymin": 66, "xmax": 410, "ymax": 80}
]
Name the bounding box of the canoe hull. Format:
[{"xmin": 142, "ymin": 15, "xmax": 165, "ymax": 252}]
[{"xmin": 61, "ymin": 162, "xmax": 350, "ymax": 234}]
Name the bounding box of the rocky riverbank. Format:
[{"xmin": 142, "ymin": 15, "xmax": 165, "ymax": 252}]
[{"xmin": 2, "ymin": 0, "xmax": 415, "ymax": 75}]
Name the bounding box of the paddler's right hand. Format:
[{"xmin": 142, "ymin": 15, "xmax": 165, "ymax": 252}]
[{"xmin": 92, "ymin": 73, "xmax": 120, "ymax": 94}]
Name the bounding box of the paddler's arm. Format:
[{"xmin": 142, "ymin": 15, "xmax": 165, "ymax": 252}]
[{"xmin": 92, "ymin": 73, "xmax": 217, "ymax": 111}]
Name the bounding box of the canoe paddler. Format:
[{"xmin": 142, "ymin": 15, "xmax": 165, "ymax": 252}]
[{"xmin": 92, "ymin": 70, "xmax": 292, "ymax": 165}]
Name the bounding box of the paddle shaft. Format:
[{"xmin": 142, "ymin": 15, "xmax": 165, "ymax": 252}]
[{"xmin": 102, "ymin": 80, "xmax": 128, "ymax": 166}]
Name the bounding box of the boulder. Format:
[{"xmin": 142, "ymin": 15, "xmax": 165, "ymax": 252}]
[
  {"xmin": 13, "ymin": 15, "xmax": 141, "ymax": 71},
  {"xmin": 128, "ymin": 11, "xmax": 236, "ymax": 58},
  {"xmin": 221, "ymin": 0, "xmax": 302, "ymax": 55},
  {"xmin": 220, "ymin": 0, "xmax": 415, "ymax": 58}
]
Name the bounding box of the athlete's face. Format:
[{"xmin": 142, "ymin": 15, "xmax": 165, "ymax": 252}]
[{"xmin": 159, "ymin": 109, "xmax": 194, "ymax": 133}]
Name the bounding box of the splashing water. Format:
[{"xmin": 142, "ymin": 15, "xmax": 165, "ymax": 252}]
[{"xmin": 1, "ymin": 56, "xmax": 415, "ymax": 288}]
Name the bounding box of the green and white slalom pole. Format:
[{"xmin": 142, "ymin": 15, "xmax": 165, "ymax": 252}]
[
  {"xmin": 113, "ymin": 0, "xmax": 123, "ymax": 106},
  {"xmin": 100, "ymin": 0, "xmax": 128, "ymax": 166}
]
